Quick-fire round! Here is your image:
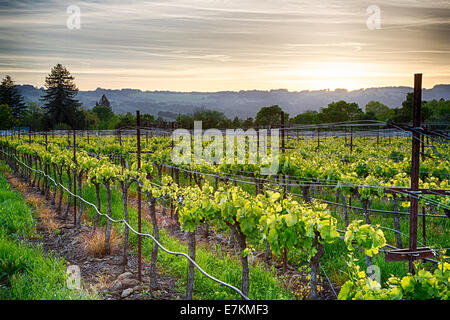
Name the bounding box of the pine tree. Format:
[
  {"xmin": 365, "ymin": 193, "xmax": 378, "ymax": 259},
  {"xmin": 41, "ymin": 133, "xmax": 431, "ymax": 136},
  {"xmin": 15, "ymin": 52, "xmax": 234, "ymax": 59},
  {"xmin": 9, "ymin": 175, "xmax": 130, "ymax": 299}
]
[
  {"xmin": 0, "ymin": 75, "xmax": 26, "ymax": 121},
  {"xmin": 40, "ymin": 64, "xmax": 83, "ymax": 129}
]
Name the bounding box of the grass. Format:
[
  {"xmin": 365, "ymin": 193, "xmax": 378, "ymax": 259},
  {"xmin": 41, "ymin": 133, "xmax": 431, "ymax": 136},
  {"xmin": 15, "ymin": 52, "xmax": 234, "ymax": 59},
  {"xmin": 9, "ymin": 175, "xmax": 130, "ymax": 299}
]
[
  {"xmin": 0, "ymin": 239, "xmax": 92, "ymax": 300},
  {"xmin": 0, "ymin": 170, "xmax": 35, "ymax": 240},
  {"xmin": 142, "ymin": 229, "xmax": 294, "ymax": 300},
  {"xmin": 0, "ymin": 165, "xmax": 93, "ymax": 300},
  {"xmin": 38, "ymin": 206, "xmax": 63, "ymax": 233},
  {"xmin": 78, "ymin": 227, "xmax": 121, "ymax": 257}
]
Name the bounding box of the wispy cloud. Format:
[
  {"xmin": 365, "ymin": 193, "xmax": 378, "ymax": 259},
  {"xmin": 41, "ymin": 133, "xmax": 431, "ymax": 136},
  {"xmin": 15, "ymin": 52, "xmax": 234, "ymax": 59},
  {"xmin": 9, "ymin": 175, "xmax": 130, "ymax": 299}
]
[{"xmin": 0, "ymin": 0, "xmax": 449, "ymax": 91}]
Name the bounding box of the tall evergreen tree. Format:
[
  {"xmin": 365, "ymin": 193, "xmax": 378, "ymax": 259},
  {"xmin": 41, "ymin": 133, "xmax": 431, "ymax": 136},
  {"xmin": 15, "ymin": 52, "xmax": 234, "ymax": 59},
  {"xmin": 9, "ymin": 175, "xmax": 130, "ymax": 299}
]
[
  {"xmin": 0, "ymin": 75, "xmax": 26, "ymax": 121},
  {"xmin": 40, "ymin": 64, "xmax": 84, "ymax": 129}
]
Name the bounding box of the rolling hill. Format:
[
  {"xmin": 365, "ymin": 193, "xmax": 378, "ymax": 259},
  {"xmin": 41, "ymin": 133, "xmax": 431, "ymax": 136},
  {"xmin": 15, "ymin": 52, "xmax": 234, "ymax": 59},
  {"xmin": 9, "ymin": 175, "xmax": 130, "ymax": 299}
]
[{"xmin": 17, "ymin": 84, "xmax": 450, "ymax": 120}]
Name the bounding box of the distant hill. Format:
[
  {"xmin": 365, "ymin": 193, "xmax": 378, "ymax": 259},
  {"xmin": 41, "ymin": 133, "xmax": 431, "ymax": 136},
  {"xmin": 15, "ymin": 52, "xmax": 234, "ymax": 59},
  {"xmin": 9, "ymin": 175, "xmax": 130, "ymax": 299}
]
[{"xmin": 17, "ymin": 84, "xmax": 450, "ymax": 119}]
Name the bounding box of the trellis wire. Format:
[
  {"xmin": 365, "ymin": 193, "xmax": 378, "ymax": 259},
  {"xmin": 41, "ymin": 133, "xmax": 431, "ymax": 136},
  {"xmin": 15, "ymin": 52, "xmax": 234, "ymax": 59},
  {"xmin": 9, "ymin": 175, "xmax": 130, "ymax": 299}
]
[{"xmin": 2, "ymin": 149, "xmax": 250, "ymax": 300}]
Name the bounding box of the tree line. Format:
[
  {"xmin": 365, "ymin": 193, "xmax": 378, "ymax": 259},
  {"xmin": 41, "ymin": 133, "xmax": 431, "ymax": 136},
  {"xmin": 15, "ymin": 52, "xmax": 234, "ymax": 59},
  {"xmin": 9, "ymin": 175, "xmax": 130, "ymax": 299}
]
[
  {"xmin": 289, "ymin": 97, "xmax": 449, "ymax": 125},
  {"xmin": 177, "ymin": 97, "xmax": 449, "ymax": 129},
  {"xmin": 1, "ymin": 64, "xmax": 448, "ymax": 131}
]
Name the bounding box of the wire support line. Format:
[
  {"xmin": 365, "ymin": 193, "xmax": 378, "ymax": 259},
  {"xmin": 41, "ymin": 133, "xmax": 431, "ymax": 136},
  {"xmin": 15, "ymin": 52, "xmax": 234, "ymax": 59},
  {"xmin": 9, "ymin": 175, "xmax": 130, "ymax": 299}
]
[
  {"xmin": 4, "ymin": 150, "xmax": 250, "ymax": 301},
  {"xmin": 6, "ymin": 140, "xmax": 450, "ymax": 209},
  {"xmin": 407, "ymin": 126, "xmax": 449, "ymax": 144},
  {"xmin": 158, "ymin": 162, "xmax": 396, "ymax": 191},
  {"xmin": 6, "ymin": 141, "xmax": 450, "ymax": 209},
  {"xmin": 4, "ymin": 148, "xmax": 449, "ymax": 268},
  {"xmin": 335, "ymin": 229, "xmax": 443, "ymax": 265},
  {"xmin": 42, "ymin": 144, "xmax": 450, "ymax": 188},
  {"xmin": 389, "ymin": 123, "xmax": 450, "ymax": 161},
  {"xmin": 264, "ymin": 185, "xmax": 447, "ymax": 218},
  {"xmin": 300, "ymin": 194, "xmax": 447, "ymax": 219},
  {"xmin": 381, "ymin": 187, "xmax": 450, "ymax": 211},
  {"xmin": 321, "ymin": 265, "xmax": 338, "ymax": 299}
]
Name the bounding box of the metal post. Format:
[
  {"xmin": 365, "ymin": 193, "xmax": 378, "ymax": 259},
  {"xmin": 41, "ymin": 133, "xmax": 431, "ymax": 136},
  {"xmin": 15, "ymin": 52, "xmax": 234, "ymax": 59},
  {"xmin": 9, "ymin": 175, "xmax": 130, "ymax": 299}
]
[
  {"xmin": 281, "ymin": 111, "xmax": 285, "ymax": 155},
  {"xmin": 170, "ymin": 124, "xmax": 174, "ymax": 217},
  {"xmin": 44, "ymin": 132, "xmax": 48, "ymax": 196},
  {"xmin": 317, "ymin": 127, "xmax": 320, "ymax": 149},
  {"xmin": 422, "ymin": 206, "xmax": 426, "ymax": 245},
  {"xmin": 136, "ymin": 110, "xmax": 142, "ymax": 282},
  {"xmin": 73, "ymin": 130, "xmax": 77, "ymax": 226},
  {"xmin": 350, "ymin": 126, "xmax": 353, "ymax": 153},
  {"xmin": 421, "ymin": 131, "xmax": 425, "ymax": 161},
  {"xmin": 256, "ymin": 130, "xmax": 260, "ymax": 156},
  {"xmin": 408, "ymin": 73, "xmax": 422, "ymax": 274}
]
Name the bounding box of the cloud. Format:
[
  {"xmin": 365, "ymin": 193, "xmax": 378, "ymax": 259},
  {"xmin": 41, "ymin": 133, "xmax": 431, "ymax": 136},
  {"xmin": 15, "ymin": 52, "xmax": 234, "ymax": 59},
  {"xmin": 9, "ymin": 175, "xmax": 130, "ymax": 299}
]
[{"xmin": 0, "ymin": 0, "xmax": 449, "ymax": 91}]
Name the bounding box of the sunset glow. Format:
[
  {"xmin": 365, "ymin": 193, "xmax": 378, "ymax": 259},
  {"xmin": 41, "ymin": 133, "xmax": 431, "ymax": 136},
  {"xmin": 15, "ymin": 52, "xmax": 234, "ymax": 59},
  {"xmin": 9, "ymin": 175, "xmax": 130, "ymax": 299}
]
[{"xmin": 0, "ymin": 0, "xmax": 449, "ymax": 91}]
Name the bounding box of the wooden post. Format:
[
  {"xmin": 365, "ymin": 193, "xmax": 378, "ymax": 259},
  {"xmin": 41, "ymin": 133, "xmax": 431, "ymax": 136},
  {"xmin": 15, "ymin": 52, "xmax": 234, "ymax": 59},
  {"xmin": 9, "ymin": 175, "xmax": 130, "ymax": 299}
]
[
  {"xmin": 73, "ymin": 130, "xmax": 77, "ymax": 226},
  {"xmin": 281, "ymin": 111, "xmax": 285, "ymax": 155},
  {"xmin": 422, "ymin": 207, "xmax": 426, "ymax": 246},
  {"xmin": 43, "ymin": 132, "xmax": 48, "ymax": 197},
  {"xmin": 256, "ymin": 130, "xmax": 260, "ymax": 159},
  {"xmin": 317, "ymin": 127, "xmax": 320, "ymax": 149},
  {"xmin": 171, "ymin": 125, "xmax": 174, "ymax": 217},
  {"xmin": 350, "ymin": 126, "xmax": 353, "ymax": 153},
  {"xmin": 136, "ymin": 110, "xmax": 142, "ymax": 282},
  {"xmin": 408, "ymin": 73, "xmax": 422, "ymax": 274},
  {"xmin": 421, "ymin": 126, "xmax": 425, "ymax": 161}
]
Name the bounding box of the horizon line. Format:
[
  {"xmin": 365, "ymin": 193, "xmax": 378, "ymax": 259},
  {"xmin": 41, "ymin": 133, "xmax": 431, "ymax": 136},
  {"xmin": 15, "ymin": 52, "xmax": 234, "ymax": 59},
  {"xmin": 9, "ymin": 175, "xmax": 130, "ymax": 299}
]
[{"xmin": 14, "ymin": 82, "xmax": 450, "ymax": 94}]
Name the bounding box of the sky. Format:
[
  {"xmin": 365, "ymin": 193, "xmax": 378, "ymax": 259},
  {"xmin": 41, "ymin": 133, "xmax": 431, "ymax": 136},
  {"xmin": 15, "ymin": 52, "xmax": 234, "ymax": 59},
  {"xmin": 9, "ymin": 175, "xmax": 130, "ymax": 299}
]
[{"xmin": 0, "ymin": 0, "xmax": 449, "ymax": 91}]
